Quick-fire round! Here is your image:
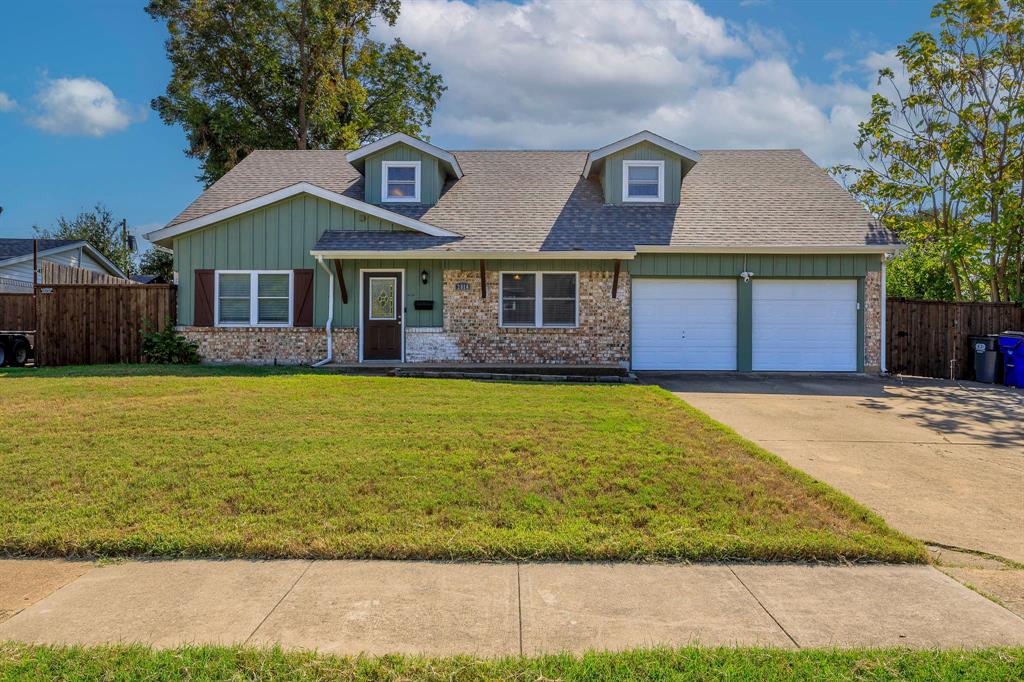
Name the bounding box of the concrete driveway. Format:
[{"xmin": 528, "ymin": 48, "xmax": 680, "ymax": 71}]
[{"xmin": 646, "ymin": 373, "xmax": 1024, "ymax": 564}]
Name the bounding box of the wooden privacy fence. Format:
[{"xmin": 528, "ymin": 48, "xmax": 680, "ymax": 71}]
[
  {"xmin": 887, "ymin": 299, "xmax": 1024, "ymax": 379},
  {"xmin": 33, "ymin": 284, "xmax": 177, "ymax": 366},
  {"xmin": 0, "ymin": 293, "xmax": 36, "ymax": 331}
]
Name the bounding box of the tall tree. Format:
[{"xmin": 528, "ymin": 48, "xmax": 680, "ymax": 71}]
[
  {"xmin": 139, "ymin": 248, "xmax": 175, "ymax": 281},
  {"xmin": 147, "ymin": 0, "xmax": 446, "ymax": 186},
  {"xmin": 835, "ymin": 0, "xmax": 1023, "ymax": 302},
  {"xmin": 34, "ymin": 204, "xmax": 135, "ymax": 277}
]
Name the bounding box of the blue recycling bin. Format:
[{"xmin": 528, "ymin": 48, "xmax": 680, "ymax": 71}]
[{"xmin": 998, "ymin": 333, "xmax": 1024, "ymax": 388}]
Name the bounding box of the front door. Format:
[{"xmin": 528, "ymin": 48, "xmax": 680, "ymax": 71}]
[{"xmin": 362, "ymin": 272, "xmax": 403, "ymax": 361}]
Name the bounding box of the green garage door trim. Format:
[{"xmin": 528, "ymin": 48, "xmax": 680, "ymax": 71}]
[{"xmin": 629, "ymin": 254, "xmax": 879, "ymax": 372}]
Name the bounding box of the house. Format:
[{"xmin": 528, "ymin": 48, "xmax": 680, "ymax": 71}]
[
  {"xmin": 145, "ymin": 130, "xmax": 899, "ymax": 372},
  {"xmin": 0, "ymin": 239, "xmax": 128, "ymax": 292}
]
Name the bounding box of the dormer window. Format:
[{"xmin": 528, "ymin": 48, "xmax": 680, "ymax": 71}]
[
  {"xmin": 622, "ymin": 160, "xmax": 664, "ymax": 202},
  {"xmin": 382, "ymin": 161, "xmax": 421, "ymax": 202}
]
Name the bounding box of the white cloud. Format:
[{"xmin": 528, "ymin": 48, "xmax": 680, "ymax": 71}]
[
  {"xmin": 0, "ymin": 92, "xmax": 15, "ymax": 112},
  {"xmin": 381, "ymin": 0, "xmax": 892, "ymax": 167},
  {"xmin": 31, "ymin": 77, "xmax": 144, "ymax": 137}
]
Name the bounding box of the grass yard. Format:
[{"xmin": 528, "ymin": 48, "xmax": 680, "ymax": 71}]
[
  {"xmin": 0, "ymin": 366, "xmax": 924, "ymax": 562},
  {"xmin": 1, "ymin": 643, "xmax": 1021, "ymax": 681}
]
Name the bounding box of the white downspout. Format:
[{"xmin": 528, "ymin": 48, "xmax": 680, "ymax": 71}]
[
  {"xmin": 880, "ymin": 255, "xmax": 887, "ymax": 375},
  {"xmin": 312, "ymin": 256, "xmax": 334, "ymax": 367}
]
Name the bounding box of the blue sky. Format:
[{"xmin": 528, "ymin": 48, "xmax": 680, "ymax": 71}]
[{"xmin": 0, "ymin": 0, "xmax": 935, "ymax": 246}]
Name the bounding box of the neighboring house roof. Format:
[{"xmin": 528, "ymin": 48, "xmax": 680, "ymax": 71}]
[
  {"xmin": 152, "ymin": 147, "xmax": 897, "ymax": 255},
  {"xmin": 0, "ymin": 238, "xmax": 81, "ymax": 261},
  {"xmin": 0, "ymin": 238, "xmax": 128, "ymax": 278},
  {"xmin": 131, "ymin": 274, "xmax": 166, "ymax": 284}
]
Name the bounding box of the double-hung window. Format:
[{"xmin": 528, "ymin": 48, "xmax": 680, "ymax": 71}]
[
  {"xmin": 381, "ymin": 161, "xmax": 421, "ymax": 202},
  {"xmin": 500, "ymin": 272, "xmax": 578, "ymax": 327},
  {"xmin": 216, "ymin": 271, "xmax": 292, "ymax": 327},
  {"xmin": 622, "ymin": 160, "xmax": 664, "ymax": 202}
]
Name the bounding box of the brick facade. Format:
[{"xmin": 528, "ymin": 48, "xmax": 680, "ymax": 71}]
[
  {"xmin": 439, "ymin": 268, "xmax": 630, "ymax": 366},
  {"xmin": 179, "ymin": 326, "xmax": 357, "ymax": 365},
  {"xmin": 405, "ymin": 327, "xmax": 464, "ymax": 363},
  {"xmin": 864, "ymin": 268, "xmax": 882, "ymax": 373}
]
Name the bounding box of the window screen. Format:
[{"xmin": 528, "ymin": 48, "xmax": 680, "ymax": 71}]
[
  {"xmin": 386, "ymin": 164, "xmax": 418, "ymax": 199},
  {"xmin": 218, "ymin": 273, "xmax": 251, "ymax": 324},
  {"xmin": 627, "ymin": 164, "xmax": 661, "ymax": 198},
  {"xmin": 501, "ymin": 273, "xmax": 536, "ymax": 326},
  {"xmin": 542, "ymin": 273, "xmax": 576, "ymax": 326},
  {"xmin": 257, "ymin": 273, "xmax": 290, "ymax": 324}
]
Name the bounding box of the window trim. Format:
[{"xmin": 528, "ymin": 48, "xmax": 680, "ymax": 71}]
[
  {"xmin": 622, "ymin": 159, "xmax": 665, "ymax": 203},
  {"xmin": 381, "ymin": 160, "xmax": 421, "ymax": 203},
  {"xmin": 214, "ymin": 270, "xmax": 293, "ymax": 328},
  {"xmin": 499, "ymin": 271, "xmax": 579, "ymax": 328}
]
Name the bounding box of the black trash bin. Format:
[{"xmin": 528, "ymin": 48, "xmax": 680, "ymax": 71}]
[{"xmin": 969, "ymin": 335, "xmax": 1002, "ymax": 383}]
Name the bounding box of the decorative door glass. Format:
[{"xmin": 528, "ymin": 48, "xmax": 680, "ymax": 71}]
[{"xmin": 369, "ymin": 277, "xmax": 397, "ymax": 320}]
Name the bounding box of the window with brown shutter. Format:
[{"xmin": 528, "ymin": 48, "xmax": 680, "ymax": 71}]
[
  {"xmin": 194, "ymin": 269, "xmax": 215, "ymax": 326},
  {"xmin": 293, "ymin": 269, "xmax": 314, "ymax": 327}
]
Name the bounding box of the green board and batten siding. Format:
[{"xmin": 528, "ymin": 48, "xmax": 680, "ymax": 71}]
[
  {"xmin": 629, "ymin": 253, "xmax": 880, "ymax": 277},
  {"xmin": 601, "ymin": 141, "xmax": 684, "ymax": 205},
  {"xmin": 173, "ymin": 194, "xmax": 444, "ymax": 328},
  {"xmin": 362, "ymin": 143, "xmax": 448, "ymax": 206}
]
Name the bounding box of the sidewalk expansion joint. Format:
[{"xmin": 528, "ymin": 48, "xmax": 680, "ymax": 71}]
[
  {"xmin": 516, "ymin": 562, "xmax": 524, "ymax": 656},
  {"xmin": 727, "ymin": 566, "xmax": 800, "ymax": 649},
  {"xmin": 244, "ymin": 560, "xmax": 314, "ymax": 645}
]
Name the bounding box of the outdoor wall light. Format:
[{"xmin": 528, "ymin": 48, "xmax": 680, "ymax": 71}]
[{"xmin": 421, "ymin": 269, "xmax": 429, "ymax": 285}]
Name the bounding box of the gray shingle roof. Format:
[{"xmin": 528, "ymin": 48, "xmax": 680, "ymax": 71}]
[
  {"xmin": 168, "ymin": 149, "xmax": 895, "ymax": 252},
  {"xmin": 314, "ymin": 231, "xmax": 461, "ymax": 251},
  {"xmin": 0, "ymin": 238, "xmax": 83, "ymax": 262}
]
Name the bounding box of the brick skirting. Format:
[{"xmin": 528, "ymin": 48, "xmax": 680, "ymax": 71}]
[{"xmin": 178, "ymin": 326, "xmax": 357, "ymax": 365}]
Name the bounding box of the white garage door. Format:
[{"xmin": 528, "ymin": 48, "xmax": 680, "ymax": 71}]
[
  {"xmin": 753, "ymin": 280, "xmax": 857, "ymax": 371},
  {"xmin": 632, "ymin": 279, "xmax": 736, "ymax": 370}
]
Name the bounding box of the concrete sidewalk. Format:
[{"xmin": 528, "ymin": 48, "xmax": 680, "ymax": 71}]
[{"xmin": 2, "ymin": 559, "xmax": 1024, "ymax": 655}]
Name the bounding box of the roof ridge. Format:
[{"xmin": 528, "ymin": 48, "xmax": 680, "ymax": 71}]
[{"xmin": 244, "ymin": 147, "xmax": 809, "ymax": 154}]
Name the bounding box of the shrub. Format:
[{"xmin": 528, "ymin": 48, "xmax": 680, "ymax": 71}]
[{"xmin": 140, "ymin": 319, "xmax": 201, "ymax": 364}]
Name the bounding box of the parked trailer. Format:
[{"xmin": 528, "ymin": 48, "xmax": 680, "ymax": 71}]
[
  {"xmin": 0, "ymin": 331, "xmax": 33, "ymax": 367},
  {"xmin": 0, "ymin": 292, "xmax": 37, "ymax": 367}
]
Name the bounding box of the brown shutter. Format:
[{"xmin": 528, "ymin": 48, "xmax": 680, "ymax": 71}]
[
  {"xmin": 194, "ymin": 269, "xmax": 215, "ymax": 327},
  {"xmin": 293, "ymin": 269, "xmax": 314, "ymax": 327}
]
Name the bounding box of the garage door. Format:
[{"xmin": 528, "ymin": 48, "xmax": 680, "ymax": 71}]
[
  {"xmin": 753, "ymin": 280, "xmax": 857, "ymax": 371},
  {"xmin": 632, "ymin": 279, "xmax": 736, "ymax": 370}
]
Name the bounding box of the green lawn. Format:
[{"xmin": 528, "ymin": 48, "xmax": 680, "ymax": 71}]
[
  {"xmin": 1, "ymin": 643, "xmax": 1021, "ymax": 681},
  {"xmin": 0, "ymin": 365, "xmax": 923, "ymax": 562}
]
